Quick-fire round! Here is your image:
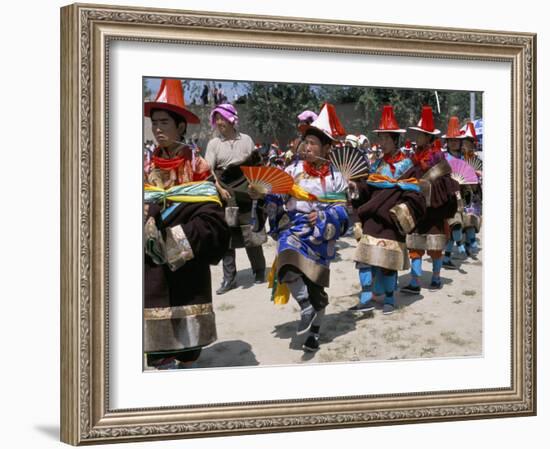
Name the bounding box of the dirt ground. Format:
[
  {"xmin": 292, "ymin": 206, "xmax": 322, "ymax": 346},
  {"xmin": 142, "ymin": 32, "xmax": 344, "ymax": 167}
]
[{"xmin": 195, "ymin": 231, "xmax": 483, "ymax": 369}]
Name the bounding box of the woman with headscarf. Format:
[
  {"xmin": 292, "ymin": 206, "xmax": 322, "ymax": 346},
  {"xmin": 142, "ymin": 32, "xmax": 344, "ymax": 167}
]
[{"xmin": 205, "ymin": 103, "xmax": 267, "ymax": 294}]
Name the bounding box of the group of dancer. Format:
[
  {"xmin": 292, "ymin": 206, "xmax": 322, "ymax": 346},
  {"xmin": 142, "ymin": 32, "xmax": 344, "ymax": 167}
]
[{"xmin": 143, "ymin": 78, "xmax": 482, "ymax": 369}]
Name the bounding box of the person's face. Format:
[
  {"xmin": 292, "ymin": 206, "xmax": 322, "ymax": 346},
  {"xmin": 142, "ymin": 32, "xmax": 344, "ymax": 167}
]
[
  {"xmin": 304, "ymin": 134, "xmax": 330, "ymax": 164},
  {"xmin": 447, "ymin": 139, "xmax": 462, "ymax": 153},
  {"xmin": 215, "ymin": 112, "xmax": 234, "ymax": 137},
  {"xmin": 462, "ymin": 139, "xmax": 476, "ymax": 151},
  {"xmin": 378, "ymin": 133, "xmax": 397, "ymax": 155},
  {"xmin": 151, "ymin": 110, "xmax": 186, "ymax": 148},
  {"xmin": 414, "ymin": 131, "xmax": 431, "ymax": 148}
]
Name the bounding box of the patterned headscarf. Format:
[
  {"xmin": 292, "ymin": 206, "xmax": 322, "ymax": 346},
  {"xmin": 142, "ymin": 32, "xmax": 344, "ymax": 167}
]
[{"xmin": 210, "ymin": 103, "xmax": 239, "ymax": 128}]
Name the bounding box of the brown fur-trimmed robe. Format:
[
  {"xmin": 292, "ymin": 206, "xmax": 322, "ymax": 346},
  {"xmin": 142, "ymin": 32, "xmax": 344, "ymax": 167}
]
[
  {"xmin": 404, "ymin": 152, "xmax": 460, "ymax": 251},
  {"xmin": 352, "ymin": 178, "xmax": 427, "ymax": 271},
  {"xmin": 144, "ymin": 201, "xmax": 230, "ymax": 354}
]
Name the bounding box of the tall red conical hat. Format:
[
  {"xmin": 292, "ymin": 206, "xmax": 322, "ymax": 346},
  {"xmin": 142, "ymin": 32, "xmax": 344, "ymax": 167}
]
[
  {"xmin": 409, "ymin": 105, "xmax": 440, "ymax": 135},
  {"xmin": 299, "ymin": 103, "xmax": 346, "ymax": 141},
  {"xmin": 144, "ymin": 79, "xmax": 200, "ymax": 124},
  {"xmin": 442, "ymin": 116, "xmax": 464, "ymax": 139},
  {"xmin": 373, "ymin": 105, "xmax": 406, "ymax": 133},
  {"xmin": 460, "ymin": 121, "xmax": 478, "ymax": 141}
]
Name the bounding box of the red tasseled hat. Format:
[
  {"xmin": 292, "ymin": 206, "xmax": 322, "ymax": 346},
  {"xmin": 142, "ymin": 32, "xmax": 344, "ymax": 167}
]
[
  {"xmin": 460, "ymin": 122, "xmax": 478, "ymax": 142},
  {"xmin": 373, "ymin": 105, "xmax": 406, "ymax": 133},
  {"xmin": 442, "ymin": 116, "xmax": 464, "ymax": 139},
  {"xmin": 299, "ymin": 103, "xmax": 346, "ymax": 141},
  {"xmin": 409, "ymin": 105, "xmax": 440, "ymax": 135},
  {"xmin": 144, "ymin": 79, "xmax": 200, "ymax": 124}
]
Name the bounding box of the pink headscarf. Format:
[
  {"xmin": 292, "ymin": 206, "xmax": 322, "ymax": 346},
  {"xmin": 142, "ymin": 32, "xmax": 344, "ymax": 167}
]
[
  {"xmin": 210, "ymin": 103, "xmax": 239, "ymax": 128},
  {"xmin": 297, "ymin": 110, "xmax": 318, "ymax": 124}
]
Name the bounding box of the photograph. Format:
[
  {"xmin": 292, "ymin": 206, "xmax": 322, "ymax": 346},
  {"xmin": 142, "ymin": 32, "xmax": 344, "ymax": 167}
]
[
  {"xmin": 58, "ymin": 2, "xmax": 536, "ymax": 445},
  {"xmin": 142, "ymin": 77, "xmax": 484, "ymax": 370}
]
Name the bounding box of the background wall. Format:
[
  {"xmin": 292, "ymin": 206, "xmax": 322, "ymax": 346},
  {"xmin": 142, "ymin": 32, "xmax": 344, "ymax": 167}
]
[{"xmin": 0, "ymin": 1, "xmax": 545, "ymax": 448}]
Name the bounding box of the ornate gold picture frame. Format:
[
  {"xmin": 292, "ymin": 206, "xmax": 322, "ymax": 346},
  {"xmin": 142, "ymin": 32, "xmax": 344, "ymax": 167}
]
[{"xmin": 60, "ymin": 3, "xmax": 536, "ymax": 445}]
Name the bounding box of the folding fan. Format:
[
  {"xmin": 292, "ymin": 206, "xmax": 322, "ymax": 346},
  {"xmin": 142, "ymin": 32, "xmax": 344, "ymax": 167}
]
[
  {"xmin": 240, "ymin": 166, "xmax": 294, "ymax": 194},
  {"xmin": 329, "ymin": 146, "xmax": 370, "ymax": 181},
  {"xmin": 465, "ymin": 155, "xmax": 483, "ymax": 173},
  {"xmin": 449, "ymin": 158, "xmax": 479, "ymax": 185}
]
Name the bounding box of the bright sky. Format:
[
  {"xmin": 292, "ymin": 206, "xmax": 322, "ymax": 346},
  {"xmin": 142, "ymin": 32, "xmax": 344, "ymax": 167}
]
[{"xmin": 145, "ymin": 77, "xmax": 249, "ymax": 103}]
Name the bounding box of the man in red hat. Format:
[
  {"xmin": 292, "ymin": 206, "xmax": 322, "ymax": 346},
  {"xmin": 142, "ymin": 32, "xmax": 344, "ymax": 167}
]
[
  {"xmin": 460, "ymin": 121, "xmax": 482, "ymax": 257},
  {"xmin": 249, "ymin": 103, "xmax": 350, "ymax": 352},
  {"xmin": 349, "ymin": 105, "xmax": 426, "ymax": 315},
  {"xmin": 441, "ymin": 116, "xmax": 467, "ymax": 269},
  {"xmin": 401, "ymin": 106, "xmax": 460, "ymax": 294},
  {"xmin": 143, "ymin": 79, "xmax": 231, "ymax": 370},
  {"xmin": 145, "ymin": 79, "xmax": 211, "ymax": 187}
]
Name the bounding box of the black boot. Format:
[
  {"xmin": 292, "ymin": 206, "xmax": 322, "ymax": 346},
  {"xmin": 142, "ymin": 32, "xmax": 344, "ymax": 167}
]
[
  {"xmin": 253, "ymin": 269, "xmax": 266, "ymax": 284},
  {"xmin": 216, "ymin": 279, "xmax": 236, "ymax": 295}
]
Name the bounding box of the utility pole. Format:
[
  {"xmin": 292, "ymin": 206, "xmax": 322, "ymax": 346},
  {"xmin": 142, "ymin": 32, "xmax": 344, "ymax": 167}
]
[{"xmin": 470, "ymin": 92, "xmax": 476, "ymax": 120}]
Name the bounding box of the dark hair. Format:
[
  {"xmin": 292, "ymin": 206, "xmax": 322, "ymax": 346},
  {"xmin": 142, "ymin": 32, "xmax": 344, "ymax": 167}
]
[
  {"xmin": 150, "ymin": 108, "xmax": 187, "ymax": 137},
  {"xmin": 304, "ymin": 128, "xmax": 333, "ymax": 147},
  {"xmin": 390, "ymin": 133, "xmax": 401, "ymax": 148}
]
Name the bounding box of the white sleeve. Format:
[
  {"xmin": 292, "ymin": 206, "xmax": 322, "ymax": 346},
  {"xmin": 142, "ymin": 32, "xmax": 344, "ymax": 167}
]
[{"xmin": 204, "ymin": 139, "xmax": 217, "ymax": 170}]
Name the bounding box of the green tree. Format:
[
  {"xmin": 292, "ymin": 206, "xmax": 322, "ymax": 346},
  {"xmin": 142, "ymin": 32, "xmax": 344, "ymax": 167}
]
[
  {"xmin": 143, "ymin": 79, "xmax": 152, "ymax": 101},
  {"xmin": 244, "ymin": 83, "xmax": 319, "ymax": 146}
]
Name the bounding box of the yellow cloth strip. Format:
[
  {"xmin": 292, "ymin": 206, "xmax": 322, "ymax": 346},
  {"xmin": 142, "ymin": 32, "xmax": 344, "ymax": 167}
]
[
  {"xmin": 144, "ymin": 182, "xmax": 222, "ymax": 207},
  {"xmin": 267, "ymin": 256, "xmax": 290, "ymax": 305},
  {"xmin": 165, "ymin": 195, "xmax": 222, "ymax": 206},
  {"xmin": 289, "ymin": 184, "xmax": 317, "ymax": 201},
  {"xmin": 367, "ymin": 174, "xmax": 419, "ymax": 185}
]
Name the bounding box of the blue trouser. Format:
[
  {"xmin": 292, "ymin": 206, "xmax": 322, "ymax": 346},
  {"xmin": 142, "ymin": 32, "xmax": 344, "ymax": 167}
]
[
  {"xmin": 465, "ymin": 227, "xmax": 478, "ymax": 250},
  {"xmin": 432, "ymin": 258, "xmax": 443, "ymax": 281},
  {"xmin": 356, "ymin": 263, "xmax": 373, "ymax": 304},
  {"xmin": 357, "ymin": 263, "xmax": 395, "ymax": 304},
  {"xmin": 382, "ymin": 271, "xmax": 396, "ymax": 305},
  {"xmin": 410, "ymin": 257, "xmax": 422, "ymax": 287}
]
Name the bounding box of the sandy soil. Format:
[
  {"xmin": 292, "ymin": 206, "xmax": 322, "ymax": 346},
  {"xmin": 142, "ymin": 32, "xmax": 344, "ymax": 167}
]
[{"xmin": 195, "ymin": 231, "xmax": 483, "ymax": 369}]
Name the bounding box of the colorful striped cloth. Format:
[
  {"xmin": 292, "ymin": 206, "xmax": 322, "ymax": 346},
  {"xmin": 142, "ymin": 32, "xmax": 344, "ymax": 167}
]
[
  {"xmin": 366, "ymin": 174, "xmax": 421, "ymax": 192},
  {"xmin": 144, "ymin": 181, "xmax": 222, "ymax": 207}
]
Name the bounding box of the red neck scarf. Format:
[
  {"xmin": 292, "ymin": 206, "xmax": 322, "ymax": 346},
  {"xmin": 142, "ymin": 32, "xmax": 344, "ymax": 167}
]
[
  {"xmin": 303, "ymin": 161, "xmax": 330, "ymax": 191},
  {"xmin": 383, "ymin": 150, "xmax": 406, "ymax": 175},
  {"xmin": 411, "ymin": 146, "xmax": 433, "ymax": 171},
  {"xmin": 151, "ymin": 146, "xmax": 187, "ymax": 171}
]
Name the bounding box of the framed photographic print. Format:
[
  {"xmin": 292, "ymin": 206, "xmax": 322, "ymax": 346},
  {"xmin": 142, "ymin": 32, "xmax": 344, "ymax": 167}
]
[{"xmin": 60, "ymin": 3, "xmax": 536, "ymax": 445}]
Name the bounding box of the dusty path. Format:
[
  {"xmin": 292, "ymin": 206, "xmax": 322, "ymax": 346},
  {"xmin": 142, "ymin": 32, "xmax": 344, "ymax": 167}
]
[{"xmin": 197, "ymin": 232, "xmax": 482, "ymax": 368}]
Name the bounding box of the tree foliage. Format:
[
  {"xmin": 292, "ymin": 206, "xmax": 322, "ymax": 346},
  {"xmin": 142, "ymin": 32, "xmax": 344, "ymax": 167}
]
[{"xmin": 243, "ymin": 83, "xmax": 320, "ymax": 145}]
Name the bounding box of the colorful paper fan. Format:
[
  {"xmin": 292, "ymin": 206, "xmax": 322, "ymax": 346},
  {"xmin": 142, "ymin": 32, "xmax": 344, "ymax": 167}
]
[
  {"xmin": 449, "ymin": 157, "xmax": 479, "ymax": 185},
  {"xmin": 329, "ymin": 146, "xmax": 370, "ymax": 181},
  {"xmin": 241, "ymin": 166, "xmax": 294, "ymax": 194},
  {"xmin": 465, "ymin": 155, "xmax": 483, "ymax": 173}
]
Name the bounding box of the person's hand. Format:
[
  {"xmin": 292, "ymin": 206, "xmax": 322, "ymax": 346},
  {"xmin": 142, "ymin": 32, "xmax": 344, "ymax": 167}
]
[
  {"xmin": 216, "ymin": 184, "xmax": 232, "ymax": 201},
  {"xmin": 248, "ymin": 185, "xmax": 265, "ymax": 200},
  {"xmin": 348, "ymin": 180, "xmax": 359, "ymax": 199},
  {"xmin": 307, "ymin": 211, "xmax": 318, "ymax": 226}
]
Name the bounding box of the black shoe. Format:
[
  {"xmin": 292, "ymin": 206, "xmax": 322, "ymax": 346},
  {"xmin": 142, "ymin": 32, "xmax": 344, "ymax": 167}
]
[
  {"xmin": 429, "ymin": 279, "xmax": 442, "ymax": 291},
  {"xmin": 254, "ymin": 270, "xmax": 266, "ymax": 284},
  {"xmin": 442, "ymin": 259, "xmax": 458, "ymax": 270},
  {"xmin": 349, "ymin": 301, "xmax": 376, "ymax": 312},
  {"xmin": 302, "ymin": 333, "xmax": 320, "ymax": 352},
  {"xmin": 216, "ymin": 279, "xmax": 236, "ymax": 295},
  {"xmin": 401, "ymin": 284, "xmax": 421, "ymax": 295},
  {"xmin": 382, "ymin": 304, "xmax": 395, "ymax": 315},
  {"xmin": 297, "ymin": 306, "xmax": 317, "ymax": 335}
]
